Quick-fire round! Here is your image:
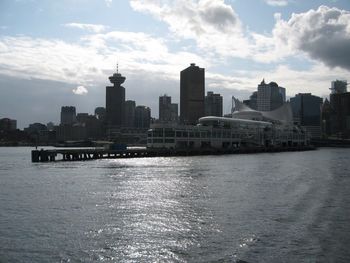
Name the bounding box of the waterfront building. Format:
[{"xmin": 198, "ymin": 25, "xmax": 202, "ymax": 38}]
[
  {"xmin": 257, "ymin": 79, "xmax": 285, "ymax": 111},
  {"xmin": 290, "ymin": 93, "xmax": 323, "ymax": 138},
  {"xmin": 55, "ymin": 123, "xmax": 87, "ymax": 141},
  {"xmin": 180, "ymin": 63, "xmax": 205, "ymax": 124},
  {"xmin": 135, "ymin": 106, "xmax": 151, "ymax": 129},
  {"xmin": 124, "ymin": 100, "xmax": 136, "ymax": 127},
  {"xmin": 205, "ymin": 91, "xmax": 223, "ymax": 117},
  {"xmin": 159, "ymin": 94, "xmax": 178, "ymax": 123},
  {"xmin": 106, "ymin": 126, "xmax": 148, "ymax": 144},
  {"xmin": 147, "ymin": 99, "xmax": 309, "ymax": 149},
  {"xmin": 106, "ymin": 66, "xmax": 126, "ymax": 126},
  {"xmin": 60, "ymin": 106, "xmax": 76, "ymax": 125},
  {"xmin": 0, "ymin": 118, "xmax": 17, "ymax": 131}
]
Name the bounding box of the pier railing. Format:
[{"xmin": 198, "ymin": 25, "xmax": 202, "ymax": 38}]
[{"xmin": 31, "ymin": 145, "xmax": 316, "ymax": 163}]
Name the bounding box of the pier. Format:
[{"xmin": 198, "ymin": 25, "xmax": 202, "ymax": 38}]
[{"xmin": 31, "ymin": 146, "xmax": 316, "ymax": 163}]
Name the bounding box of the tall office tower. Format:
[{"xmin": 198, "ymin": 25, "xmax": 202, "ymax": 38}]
[
  {"xmin": 290, "ymin": 93, "xmax": 323, "ymax": 138},
  {"xmin": 124, "ymin": 100, "xmax": 136, "ymax": 127},
  {"xmin": 159, "ymin": 94, "xmax": 171, "ymax": 121},
  {"xmin": 331, "ymin": 80, "xmax": 347, "ymax": 94},
  {"xmin": 321, "ymin": 98, "xmax": 332, "ymax": 136},
  {"xmin": 205, "ymin": 91, "xmax": 223, "ymax": 117},
  {"xmin": 257, "ymin": 79, "xmax": 285, "ymax": 111},
  {"xmin": 170, "ymin": 103, "xmax": 178, "ymax": 123},
  {"xmin": 135, "ymin": 106, "xmax": 151, "ymax": 128},
  {"xmin": 180, "ymin": 63, "xmax": 205, "ymax": 124},
  {"xmin": 60, "ymin": 106, "xmax": 76, "ymax": 125},
  {"xmin": 329, "ymin": 80, "xmax": 350, "ymax": 138},
  {"xmin": 106, "ymin": 66, "xmax": 126, "ymax": 126},
  {"xmin": 243, "ymin": 91, "xmax": 258, "ymax": 110},
  {"xmin": 0, "ymin": 118, "xmax": 17, "ymax": 131},
  {"xmin": 94, "ymin": 107, "xmax": 106, "ymax": 121},
  {"xmin": 159, "ymin": 94, "xmax": 178, "ymax": 123}
]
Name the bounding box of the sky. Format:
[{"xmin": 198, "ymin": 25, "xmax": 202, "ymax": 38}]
[{"xmin": 0, "ymin": 0, "xmax": 350, "ymax": 128}]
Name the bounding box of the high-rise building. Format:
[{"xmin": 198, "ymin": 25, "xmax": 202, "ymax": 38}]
[
  {"xmin": 321, "ymin": 98, "xmax": 332, "ymax": 136},
  {"xmin": 243, "ymin": 91, "xmax": 258, "ymax": 110},
  {"xmin": 0, "ymin": 118, "xmax": 17, "ymax": 131},
  {"xmin": 124, "ymin": 100, "xmax": 136, "ymax": 127},
  {"xmin": 290, "ymin": 93, "xmax": 323, "ymax": 138},
  {"xmin": 76, "ymin": 113, "xmax": 89, "ymax": 123},
  {"xmin": 95, "ymin": 107, "xmax": 106, "ymax": 121},
  {"xmin": 60, "ymin": 106, "xmax": 76, "ymax": 125},
  {"xmin": 135, "ymin": 106, "xmax": 151, "ymax": 129},
  {"xmin": 170, "ymin": 103, "xmax": 178, "ymax": 123},
  {"xmin": 180, "ymin": 63, "xmax": 205, "ymax": 124},
  {"xmin": 159, "ymin": 94, "xmax": 178, "ymax": 123},
  {"xmin": 257, "ymin": 79, "xmax": 285, "ymax": 111},
  {"xmin": 205, "ymin": 91, "xmax": 223, "ymax": 117},
  {"xmin": 329, "ymin": 81, "xmax": 350, "ymax": 138},
  {"xmin": 106, "ymin": 67, "xmax": 126, "ymax": 126},
  {"xmin": 331, "ymin": 80, "xmax": 347, "ymax": 94}
]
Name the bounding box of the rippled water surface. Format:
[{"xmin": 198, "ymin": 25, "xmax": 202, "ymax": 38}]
[{"xmin": 1, "ymin": 147, "xmax": 350, "ymax": 262}]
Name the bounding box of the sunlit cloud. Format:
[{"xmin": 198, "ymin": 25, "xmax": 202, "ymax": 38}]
[
  {"xmin": 72, "ymin": 85, "xmax": 88, "ymax": 95},
  {"xmin": 63, "ymin": 23, "xmax": 109, "ymax": 33},
  {"xmin": 264, "ymin": 0, "xmax": 289, "ymax": 7},
  {"xmin": 105, "ymin": 0, "xmax": 112, "ymax": 7}
]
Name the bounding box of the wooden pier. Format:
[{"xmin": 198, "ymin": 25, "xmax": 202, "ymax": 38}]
[{"xmin": 31, "ymin": 146, "xmax": 316, "ymax": 163}]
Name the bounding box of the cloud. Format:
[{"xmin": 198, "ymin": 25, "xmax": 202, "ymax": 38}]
[
  {"xmin": 72, "ymin": 85, "xmax": 88, "ymax": 95},
  {"xmin": 0, "ymin": 31, "xmax": 208, "ymax": 87},
  {"xmin": 63, "ymin": 23, "xmax": 108, "ymax": 33},
  {"xmin": 129, "ymin": 0, "xmax": 250, "ymax": 58},
  {"xmin": 264, "ymin": 0, "xmax": 289, "ymax": 7},
  {"xmin": 272, "ymin": 5, "xmax": 350, "ymax": 70},
  {"xmin": 105, "ymin": 0, "xmax": 112, "ymax": 7}
]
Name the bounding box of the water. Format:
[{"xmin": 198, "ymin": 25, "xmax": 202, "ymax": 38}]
[{"xmin": 0, "ymin": 147, "xmax": 350, "ymax": 262}]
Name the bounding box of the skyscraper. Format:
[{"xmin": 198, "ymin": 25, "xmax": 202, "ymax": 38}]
[
  {"xmin": 329, "ymin": 80, "xmax": 350, "ymax": 138},
  {"xmin": 180, "ymin": 63, "xmax": 205, "ymax": 124},
  {"xmin": 331, "ymin": 80, "xmax": 347, "ymax": 94},
  {"xmin": 124, "ymin": 100, "xmax": 136, "ymax": 127},
  {"xmin": 60, "ymin": 106, "xmax": 76, "ymax": 125},
  {"xmin": 106, "ymin": 66, "xmax": 126, "ymax": 126},
  {"xmin": 135, "ymin": 106, "xmax": 151, "ymax": 129},
  {"xmin": 290, "ymin": 93, "xmax": 323, "ymax": 138},
  {"xmin": 205, "ymin": 91, "xmax": 223, "ymax": 117},
  {"xmin": 94, "ymin": 107, "xmax": 106, "ymax": 121},
  {"xmin": 257, "ymin": 79, "xmax": 285, "ymax": 111},
  {"xmin": 159, "ymin": 94, "xmax": 178, "ymax": 123}
]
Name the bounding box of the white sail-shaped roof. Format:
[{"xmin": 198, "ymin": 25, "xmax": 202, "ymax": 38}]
[{"xmin": 232, "ymin": 97, "xmax": 293, "ymax": 124}]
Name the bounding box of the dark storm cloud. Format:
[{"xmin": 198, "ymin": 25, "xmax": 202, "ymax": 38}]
[
  {"xmin": 199, "ymin": 1, "xmax": 238, "ymax": 32},
  {"xmin": 274, "ymin": 6, "xmax": 350, "ymax": 70}
]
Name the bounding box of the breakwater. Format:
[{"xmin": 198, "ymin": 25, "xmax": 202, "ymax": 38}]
[{"xmin": 31, "ymin": 145, "xmax": 316, "ymax": 162}]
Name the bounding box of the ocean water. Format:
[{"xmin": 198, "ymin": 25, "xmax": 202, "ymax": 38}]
[{"xmin": 0, "ymin": 147, "xmax": 350, "ymax": 262}]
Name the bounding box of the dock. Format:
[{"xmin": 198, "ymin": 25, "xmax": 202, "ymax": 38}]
[{"xmin": 31, "ymin": 146, "xmax": 316, "ymax": 162}]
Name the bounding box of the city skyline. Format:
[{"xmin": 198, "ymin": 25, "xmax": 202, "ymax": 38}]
[{"xmin": 0, "ymin": 0, "xmax": 350, "ymax": 128}]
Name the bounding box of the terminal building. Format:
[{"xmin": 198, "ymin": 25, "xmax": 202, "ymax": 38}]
[{"xmin": 147, "ymin": 98, "xmax": 309, "ymax": 149}]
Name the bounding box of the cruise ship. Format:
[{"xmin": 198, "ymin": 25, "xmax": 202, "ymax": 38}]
[{"xmin": 147, "ymin": 99, "xmax": 310, "ymax": 150}]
